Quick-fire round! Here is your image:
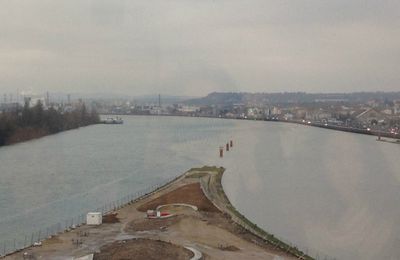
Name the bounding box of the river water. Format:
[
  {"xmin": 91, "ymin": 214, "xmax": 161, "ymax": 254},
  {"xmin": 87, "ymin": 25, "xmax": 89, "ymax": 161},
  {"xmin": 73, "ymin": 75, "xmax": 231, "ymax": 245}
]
[{"xmin": 0, "ymin": 116, "xmax": 399, "ymax": 259}]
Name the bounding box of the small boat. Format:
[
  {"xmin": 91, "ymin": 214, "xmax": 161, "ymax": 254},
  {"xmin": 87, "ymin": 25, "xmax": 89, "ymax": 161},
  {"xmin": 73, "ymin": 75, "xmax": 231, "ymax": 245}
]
[{"xmin": 102, "ymin": 117, "xmax": 124, "ymax": 124}]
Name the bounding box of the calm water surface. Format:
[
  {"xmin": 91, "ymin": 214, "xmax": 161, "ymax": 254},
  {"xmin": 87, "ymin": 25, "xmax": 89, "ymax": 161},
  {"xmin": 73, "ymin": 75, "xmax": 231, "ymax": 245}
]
[
  {"xmin": 222, "ymin": 120, "xmax": 400, "ymax": 260},
  {"xmin": 1, "ymin": 116, "xmax": 399, "ymax": 259}
]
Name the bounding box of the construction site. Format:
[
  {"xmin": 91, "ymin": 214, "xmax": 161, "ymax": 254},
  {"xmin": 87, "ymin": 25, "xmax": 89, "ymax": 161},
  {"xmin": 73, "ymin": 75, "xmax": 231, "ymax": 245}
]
[{"xmin": 6, "ymin": 166, "xmax": 309, "ymax": 260}]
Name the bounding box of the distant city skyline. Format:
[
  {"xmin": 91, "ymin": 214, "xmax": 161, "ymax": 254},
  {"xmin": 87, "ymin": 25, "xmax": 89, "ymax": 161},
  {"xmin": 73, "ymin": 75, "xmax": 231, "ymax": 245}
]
[{"xmin": 1, "ymin": 1, "xmax": 399, "ymax": 96}]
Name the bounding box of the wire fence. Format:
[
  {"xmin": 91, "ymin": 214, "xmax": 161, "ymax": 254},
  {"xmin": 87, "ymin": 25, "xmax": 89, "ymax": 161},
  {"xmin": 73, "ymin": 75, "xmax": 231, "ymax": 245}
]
[
  {"xmin": 0, "ymin": 174, "xmax": 182, "ymax": 258},
  {"xmin": 1, "ymin": 172, "xmax": 337, "ymax": 260}
]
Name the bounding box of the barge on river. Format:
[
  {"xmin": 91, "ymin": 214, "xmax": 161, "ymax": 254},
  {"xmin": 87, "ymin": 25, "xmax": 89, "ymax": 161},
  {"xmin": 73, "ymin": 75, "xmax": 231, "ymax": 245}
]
[{"xmin": 101, "ymin": 117, "xmax": 124, "ymax": 124}]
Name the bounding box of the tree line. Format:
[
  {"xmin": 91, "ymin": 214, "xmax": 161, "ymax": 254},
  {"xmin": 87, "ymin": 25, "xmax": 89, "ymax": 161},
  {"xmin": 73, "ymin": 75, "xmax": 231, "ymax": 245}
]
[{"xmin": 0, "ymin": 101, "xmax": 100, "ymax": 146}]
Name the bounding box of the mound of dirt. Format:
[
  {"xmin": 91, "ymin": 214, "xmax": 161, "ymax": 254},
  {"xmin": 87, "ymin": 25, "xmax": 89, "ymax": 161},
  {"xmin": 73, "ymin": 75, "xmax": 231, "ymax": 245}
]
[
  {"xmin": 219, "ymin": 245, "xmax": 240, "ymax": 251},
  {"xmin": 102, "ymin": 213, "xmax": 120, "ymax": 223},
  {"xmin": 138, "ymin": 183, "xmax": 220, "ymax": 213},
  {"xmin": 94, "ymin": 238, "xmax": 193, "ymax": 260}
]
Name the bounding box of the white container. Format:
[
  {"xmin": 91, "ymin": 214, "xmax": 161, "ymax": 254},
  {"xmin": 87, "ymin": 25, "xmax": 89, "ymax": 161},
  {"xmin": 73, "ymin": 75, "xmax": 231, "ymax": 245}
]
[
  {"xmin": 86, "ymin": 212, "xmax": 102, "ymax": 225},
  {"xmin": 147, "ymin": 210, "xmax": 156, "ymax": 217}
]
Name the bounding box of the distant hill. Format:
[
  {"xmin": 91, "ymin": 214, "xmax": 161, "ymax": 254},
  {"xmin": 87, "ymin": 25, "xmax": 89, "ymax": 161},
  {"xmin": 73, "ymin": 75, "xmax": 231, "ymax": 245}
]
[
  {"xmin": 42, "ymin": 93, "xmax": 197, "ymax": 105},
  {"xmin": 184, "ymin": 92, "xmax": 400, "ymax": 106},
  {"xmin": 132, "ymin": 95, "xmax": 198, "ymax": 105}
]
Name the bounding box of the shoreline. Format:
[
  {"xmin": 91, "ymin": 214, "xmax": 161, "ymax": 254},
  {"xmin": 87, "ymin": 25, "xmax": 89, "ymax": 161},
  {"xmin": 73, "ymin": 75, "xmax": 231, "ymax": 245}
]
[
  {"xmin": 101, "ymin": 113, "xmax": 400, "ymax": 140},
  {"xmin": 0, "ymin": 123, "xmax": 100, "ymax": 148},
  {"xmin": 3, "ymin": 167, "xmax": 314, "ymax": 260},
  {"xmin": 199, "ymin": 167, "xmax": 313, "ymax": 260}
]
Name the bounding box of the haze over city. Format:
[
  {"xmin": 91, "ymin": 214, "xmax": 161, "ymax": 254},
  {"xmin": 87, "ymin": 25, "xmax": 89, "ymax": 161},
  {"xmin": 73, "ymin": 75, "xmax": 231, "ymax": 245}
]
[{"xmin": 1, "ymin": 0, "xmax": 400, "ymax": 96}]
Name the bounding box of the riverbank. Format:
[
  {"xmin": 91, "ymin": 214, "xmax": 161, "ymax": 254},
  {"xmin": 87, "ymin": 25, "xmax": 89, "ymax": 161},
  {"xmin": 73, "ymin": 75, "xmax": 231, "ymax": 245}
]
[
  {"xmin": 5, "ymin": 166, "xmax": 310, "ymax": 260},
  {"xmin": 280, "ymin": 119, "xmax": 399, "ymax": 140},
  {"xmin": 0, "ymin": 103, "xmax": 100, "ymax": 147},
  {"xmin": 4, "ymin": 127, "xmax": 50, "ymax": 145},
  {"xmin": 102, "ymin": 113, "xmax": 400, "ymax": 140},
  {"xmin": 0, "ymin": 123, "xmax": 100, "ymax": 147}
]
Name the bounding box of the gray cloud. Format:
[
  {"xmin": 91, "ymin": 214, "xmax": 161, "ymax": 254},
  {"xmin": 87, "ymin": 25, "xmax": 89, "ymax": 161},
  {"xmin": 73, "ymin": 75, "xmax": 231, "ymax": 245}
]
[{"xmin": 0, "ymin": 0, "xmax": 399, "ymax": 96}]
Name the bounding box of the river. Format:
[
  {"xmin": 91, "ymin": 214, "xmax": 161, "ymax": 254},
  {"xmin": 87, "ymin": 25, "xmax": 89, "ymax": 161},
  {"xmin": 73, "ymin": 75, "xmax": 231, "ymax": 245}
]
[{"xmin": 0, "ymin": 116, "xmax": 399, "ymax": 259}]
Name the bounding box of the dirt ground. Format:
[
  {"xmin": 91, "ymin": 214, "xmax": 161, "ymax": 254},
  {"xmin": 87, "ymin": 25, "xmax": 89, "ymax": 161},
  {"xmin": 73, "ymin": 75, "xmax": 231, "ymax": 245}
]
[
  {"xmin": 126, "ymin": 215, "xmax": 185, "ymax": 232},
  {"xmin": 102, "ymin": 213, "xmax": 120, "ymax": 223},
  {"xmin": 94, "ymin": 238, "xmax": 193, "ymax": 260},
  {"xmin": 138, "ymin": 182, "xmax": 220, "ymax": 213}
]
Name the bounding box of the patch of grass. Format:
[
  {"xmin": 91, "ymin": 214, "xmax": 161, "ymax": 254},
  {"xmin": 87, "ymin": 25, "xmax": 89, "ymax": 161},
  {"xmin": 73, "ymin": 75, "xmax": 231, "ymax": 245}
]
[
  {"xmin": 186, "ymin": 166, "xmax": 224, "ymax": 178},
  {"xmin": 190, "ymin": 166, "xmax": 221, "ymax": 172},
  {"xmin": 185, "ymin": 172, "xmax": 208, "ymax": 178}
]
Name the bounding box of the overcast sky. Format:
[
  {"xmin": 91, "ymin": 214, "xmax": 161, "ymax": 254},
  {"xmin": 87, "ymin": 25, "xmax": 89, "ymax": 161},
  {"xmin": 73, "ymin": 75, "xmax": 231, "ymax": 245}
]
[{"xmin": 0, "ymin": 0, "xmax": 399, "ymax": 97}]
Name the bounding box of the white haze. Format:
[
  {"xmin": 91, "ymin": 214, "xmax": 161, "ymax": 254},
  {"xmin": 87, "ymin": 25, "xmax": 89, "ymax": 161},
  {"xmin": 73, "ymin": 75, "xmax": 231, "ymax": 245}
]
[{"xmin": 0, "ymin": 0, "xmax": 399, "ymax": 96}]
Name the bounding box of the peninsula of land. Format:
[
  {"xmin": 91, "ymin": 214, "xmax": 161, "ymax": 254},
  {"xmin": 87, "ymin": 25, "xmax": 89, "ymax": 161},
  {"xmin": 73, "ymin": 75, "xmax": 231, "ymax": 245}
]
[{"xmin": 6, "ymin": 167, "xmax": 312, "ymax": 260}]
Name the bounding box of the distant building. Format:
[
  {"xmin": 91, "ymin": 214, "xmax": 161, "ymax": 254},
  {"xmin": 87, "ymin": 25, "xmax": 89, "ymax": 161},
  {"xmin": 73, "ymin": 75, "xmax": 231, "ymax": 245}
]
[
  {"xmin": 177, "ymin": 105, "xmax": 200, "ymax": 113},
  {"xmin": 393, "ymin": 101, "xmax": 400, "ymax": 114},
  {"xmin": 283, "ymin": 113, "xmax": 294, "ymax": 120},
  {"xmin": 22, "ymin": 96, "xmax": 47, "ymax": 109},
  {"xmin": 313, "ymin": 110, "xmax": 333, "ymax": 121},
  {"xmin": 271, "ymin": 107, "xmax": 282, "ymax": 115},
  {"xmin": 0, "ymin": 102, "xmax": 19, "ymax": 113},
  {"xmin": 246, "ymin": 107, "xmax": 264, "ymax": 119},
  {"xmin": 355, "ymin": 108, "xmax": 388, "ymax": 126},
  {"xmin": 381, "ymin": 109, "xmax": 393, "ymax": 115}
]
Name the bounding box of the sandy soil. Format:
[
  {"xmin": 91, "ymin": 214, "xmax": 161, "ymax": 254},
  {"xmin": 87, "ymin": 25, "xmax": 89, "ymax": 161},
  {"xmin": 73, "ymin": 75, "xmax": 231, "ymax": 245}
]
[
  {"xmin": 126, "ymin": 215, "xmax": 185, "ymax": 232},
  {"xmin": 138, "ymin": 182, "xmax": 220, "ymax": 213},
  {"xmin": 94, "ymin": 238, "xmax": 193, "ymax": 260}
]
